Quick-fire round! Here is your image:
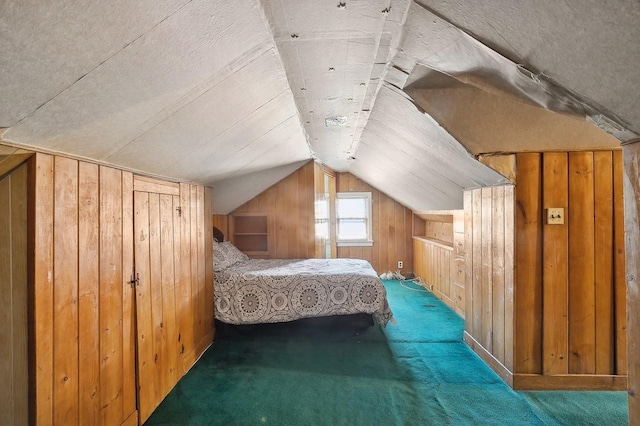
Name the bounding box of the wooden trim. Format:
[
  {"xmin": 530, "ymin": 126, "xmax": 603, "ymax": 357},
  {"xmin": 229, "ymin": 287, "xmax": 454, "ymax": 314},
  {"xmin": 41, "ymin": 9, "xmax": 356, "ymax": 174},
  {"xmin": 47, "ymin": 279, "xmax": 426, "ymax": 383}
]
[
  {"xmin": 28, "ymin": 153, "xmax": 55, "ymax": 425},
  {"xmin": 623, "ymin": 141, "xmax": 640, "ymax": 424},
  {"xmin": 133, "ymin": 175, "xmax": 180, "ymax": 195},
  {"xmin": 0, "ymin": 153, "xmax": 32, "ymax": 179},
  {"xmin": 411, "ymin": 236, "xmax": 453, "ymax": 250},
  {"xmin": 512, "ymin": 373, "xmax": 627, "ymax": 391},
  {"xmin": 464, "ymin": 332, "xmax": 514, "ymax": 387}
]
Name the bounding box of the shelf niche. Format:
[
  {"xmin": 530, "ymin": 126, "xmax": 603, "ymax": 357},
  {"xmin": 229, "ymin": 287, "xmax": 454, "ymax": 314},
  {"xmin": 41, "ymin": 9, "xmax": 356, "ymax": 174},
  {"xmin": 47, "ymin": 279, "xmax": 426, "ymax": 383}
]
[{"xmin": 230, "ymin": 213, "xmax": 272, "ymax": 257}]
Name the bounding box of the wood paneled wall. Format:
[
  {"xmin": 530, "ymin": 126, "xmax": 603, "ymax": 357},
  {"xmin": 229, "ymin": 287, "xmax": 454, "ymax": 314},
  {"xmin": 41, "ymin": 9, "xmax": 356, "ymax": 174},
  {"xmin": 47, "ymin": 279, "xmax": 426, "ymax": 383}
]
[
  {"xmin": 29, "ymin": 153, "xmax": 138, "ymax": 425},
  {"xmin": 336, "ymin": 172, "xmax": 413, "ymax": 275},
  {"xmin": 464, "ymin": 151, "xmax": 627, "ymax": 390},
  {"xmin": 622, "ymin": 140, "xmax": 640, "ymax": 425},
  {"xmin": 0, "ymin": 162, "xmax": 29, "ymax": 426},
  {"xmin": 232, "ymin": 161, "xmax": 316, "ymax": 259},
  {"xmin": 463, "ymin": 185, "xmax": 515, "ymax": 379},
  {"xmin": 27, "ymin": 153, "xmax": 214, "ymax": 424},
  {"xmin": 514, "ymin": 152, "xmax": 626, "ymax": 382},
  {"xmin": 412, "ymin": 211, "xmax": 465, "ymax": 317}
]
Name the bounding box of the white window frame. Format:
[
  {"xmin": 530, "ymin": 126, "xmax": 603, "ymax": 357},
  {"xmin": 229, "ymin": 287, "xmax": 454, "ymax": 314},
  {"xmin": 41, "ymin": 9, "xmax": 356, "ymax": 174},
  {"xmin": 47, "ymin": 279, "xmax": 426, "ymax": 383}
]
[{"xmin": 335, "ymin": 192, "xmax": 373, "ymax": 247}]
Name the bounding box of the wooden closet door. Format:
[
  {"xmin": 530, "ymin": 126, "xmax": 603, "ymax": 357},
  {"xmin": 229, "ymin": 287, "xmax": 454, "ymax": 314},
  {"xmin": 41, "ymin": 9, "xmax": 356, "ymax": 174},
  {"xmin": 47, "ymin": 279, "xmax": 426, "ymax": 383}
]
[{"xmin": 134, "ymin": 190, "xmax": 181, "ymax": 424}]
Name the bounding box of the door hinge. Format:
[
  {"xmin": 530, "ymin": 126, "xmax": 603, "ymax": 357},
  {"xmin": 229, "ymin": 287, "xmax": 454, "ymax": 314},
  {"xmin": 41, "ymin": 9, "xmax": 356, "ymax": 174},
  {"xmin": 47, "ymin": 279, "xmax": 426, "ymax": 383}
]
[
  {"xmin": 129, "ymin": 273, "xmax": 140, "ymax": 287},
  {"xmin": 176, "ymin": 206, "xmax": 182, "ymax": 217}
]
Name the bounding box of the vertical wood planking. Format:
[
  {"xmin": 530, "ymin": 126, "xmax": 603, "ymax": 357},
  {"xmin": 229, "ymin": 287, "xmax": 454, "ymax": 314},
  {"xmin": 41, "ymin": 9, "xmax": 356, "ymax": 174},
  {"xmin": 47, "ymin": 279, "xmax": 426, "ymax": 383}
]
[
  {"xmin": 613, "ymin": 150, "xmax": 627, "ymax": 375},
  {"xmin": 99, "ymin": 166, "xmax": 124, "ymax": 425},
  {"xmin": 196, "ymin": 186, "xmax": 207, "ymax": 345},
  {"xmin": 10, "ymin": 164, "xmax": 28, "ymax": 426},
  {"xmin": 0, "ymin": 171, "xmax": 13, "ymax": 426},
  {"xmin": 187, "ymin": 185, "xmax": 198, "ymax": 364},
  {"xmin": 503, "ymin": 185, "xmax": 515, "ymax": 371},
  {"xmin": 594, "ymin": 152, "xmax": 614, "ymax": 374},
  {"xmin": 53, "ymin": 156, "xmax": 79, "ymax": 424},
  {"xmin": 542, "ymin": 152, "xmax": 569, "ymax": 375},
  {"xmin": 568, "ymin": 152, "xmax": 596, "ymax": 374},
  {"xmin": 29, "ymin": 153, "xmax": 54, "ymax": 425},
  {"xmin": 121, "ymin": 172, "xmax": 136, "ymax": 420},
  {"xmin": 78, "ymin": 162, "xmax": 100, "ymax": 424},
  {"xmin": 491, "ymin": 186, "xmax": 506, "ymax": 364},
  {"xmin": 481, "ymin": 188, "xmax": 493, "ymax": 350},
  {"xmin": 178, "ymin": 183, "xmax": 194, "ymax": 373},
  {"xmin": 134, "ymin": 191, "xmax": 155, "ymax": 423},
  {"xmin": 464, "ymin": 190, "xmax": 473, "ymax": 334},
  {"xmin": 159, "ymin": 194, "xmax": 178, "ymax": 395},
  {"xmin": 514, "ymin": 153, "xmax": 542, "ymax": 374},
  {"xmin": 204, "ymin": 187, "xmax": 214, "ymax": 339},
  {"xmin": 148, "ymin": 193, "xmax": 164, "ymax": 404},
  {"xmin": 471, "ymin": 189, "xmax": 483, "ymax": 340}
]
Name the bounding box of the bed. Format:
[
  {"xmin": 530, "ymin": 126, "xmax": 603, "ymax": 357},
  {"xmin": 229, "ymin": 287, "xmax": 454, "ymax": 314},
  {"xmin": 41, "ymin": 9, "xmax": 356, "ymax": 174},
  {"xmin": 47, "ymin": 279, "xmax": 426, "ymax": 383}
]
[{"xmin": 213, "ymin": 240, "xmax": 394, "ymax": 327}]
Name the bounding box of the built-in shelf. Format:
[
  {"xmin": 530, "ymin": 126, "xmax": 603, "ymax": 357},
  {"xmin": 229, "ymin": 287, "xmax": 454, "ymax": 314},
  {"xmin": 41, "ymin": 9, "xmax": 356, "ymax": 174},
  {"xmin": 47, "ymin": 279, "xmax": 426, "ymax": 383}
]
[{"xmin": 230, "ymin": 213, "xmax": 271, "ymax": 256}]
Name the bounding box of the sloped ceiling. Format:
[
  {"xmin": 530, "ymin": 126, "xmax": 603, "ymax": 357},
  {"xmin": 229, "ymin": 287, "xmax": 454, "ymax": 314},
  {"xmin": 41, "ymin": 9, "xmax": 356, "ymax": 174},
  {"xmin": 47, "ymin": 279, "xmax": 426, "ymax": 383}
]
[{"xmin": 1, "ymin": 1, "xmax": 638, "ymax": 214}]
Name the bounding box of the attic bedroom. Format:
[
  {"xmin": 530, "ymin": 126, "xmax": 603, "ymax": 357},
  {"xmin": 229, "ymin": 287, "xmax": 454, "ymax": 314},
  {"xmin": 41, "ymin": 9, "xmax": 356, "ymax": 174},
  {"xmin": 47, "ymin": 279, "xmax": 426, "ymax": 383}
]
[{"xmin": 1, "ymin": 0, "xmax": 639, "ymax": 425}]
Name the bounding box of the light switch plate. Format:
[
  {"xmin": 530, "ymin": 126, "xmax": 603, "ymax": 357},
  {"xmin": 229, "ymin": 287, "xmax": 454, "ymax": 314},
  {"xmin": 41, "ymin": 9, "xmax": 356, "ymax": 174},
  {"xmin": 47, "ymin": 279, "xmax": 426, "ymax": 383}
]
[{"xmin": 547, "ymin": 208, "xmax": 564, "ymax": 225}]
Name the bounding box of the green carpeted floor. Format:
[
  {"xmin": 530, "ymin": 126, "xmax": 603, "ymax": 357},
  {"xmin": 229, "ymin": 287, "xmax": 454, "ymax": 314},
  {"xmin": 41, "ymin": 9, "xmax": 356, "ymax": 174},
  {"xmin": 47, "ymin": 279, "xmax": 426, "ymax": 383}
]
[{"xmin": 146, "ymin": 279, "xmax": 628, "ymax": 425}]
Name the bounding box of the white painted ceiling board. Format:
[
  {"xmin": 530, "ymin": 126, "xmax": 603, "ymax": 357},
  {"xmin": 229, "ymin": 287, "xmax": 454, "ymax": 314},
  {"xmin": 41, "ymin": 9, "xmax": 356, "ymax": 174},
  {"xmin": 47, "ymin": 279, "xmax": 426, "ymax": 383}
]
[
  {"xmin": 4, "ymin": 0, "xmax": 280, "ymax": 158},
  {"xmin": 105, "ymin": 48, "xmax": 300, "ymax": 174},
  {"xmin": 0, "ymin": 0, "xmax": 190, "ymax": 126}
]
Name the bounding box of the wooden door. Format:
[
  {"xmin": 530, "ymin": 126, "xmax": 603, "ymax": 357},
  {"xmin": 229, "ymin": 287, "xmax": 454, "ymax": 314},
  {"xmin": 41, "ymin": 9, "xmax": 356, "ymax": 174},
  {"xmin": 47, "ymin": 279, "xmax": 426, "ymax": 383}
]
[
  {"xmin": 134, "ymin": 190, "xmax": 182, "ymax": 423},
  {"xmin": 29, "ymin": 153, "xmax": 137, "ymax": 425}
]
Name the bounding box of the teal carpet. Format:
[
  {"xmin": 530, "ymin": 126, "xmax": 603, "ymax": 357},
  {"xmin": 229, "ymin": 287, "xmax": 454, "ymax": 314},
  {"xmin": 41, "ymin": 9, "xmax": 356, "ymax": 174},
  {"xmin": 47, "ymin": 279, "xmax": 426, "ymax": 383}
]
[{"xmin": 146, "ymin": 279, "xmax": 628, "ymax": 425}]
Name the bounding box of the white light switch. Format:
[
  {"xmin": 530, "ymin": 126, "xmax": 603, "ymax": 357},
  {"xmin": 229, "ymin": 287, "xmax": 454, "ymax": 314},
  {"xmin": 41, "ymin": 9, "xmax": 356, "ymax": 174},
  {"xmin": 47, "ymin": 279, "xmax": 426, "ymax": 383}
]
[{"xmin": 547, "ymin": 208, "xmax": 564, "ymax": 225}]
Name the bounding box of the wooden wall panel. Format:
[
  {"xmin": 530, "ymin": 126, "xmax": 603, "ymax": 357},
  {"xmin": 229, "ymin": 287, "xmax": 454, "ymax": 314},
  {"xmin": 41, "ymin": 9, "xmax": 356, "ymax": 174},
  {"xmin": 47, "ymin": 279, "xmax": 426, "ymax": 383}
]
[
  {"xmin": 464, "ymin": 185, "xmax": 514, "ymax": 370},
  {"xmin": 336, "ymin": 172, "xmax": 414, "ymax": 274},
  {"xmin": 121, "ymin": 171, "xmax": 136, "ymax": 421},
  {"xmin": 568, "ymin": 152, "xmax": 596, "ymax": 374},
  {"xmin": 0, "ymin": 163, "xmax": 28, "ymax": 426},
  {"xmin": 232, "ymin": 161, "xmax": 316, "ymax": 259},
  {"xmin": 212, "ymin": 214, "xmax": 228, "ymax": 239},
  {"xmin": 29, "ymin": 153, "xmax": 55, "ymax": 425},
  {"xmin": 594, "ymin": 151, "xmax": 614, "ymax": 374},
  {"xmin": 29, "ymin": 153, "xmax": 166, "ymax": 425},
  {"xmin": 613, "ymin": 150, "xmax": 627, "ymax": 375},
  {"xmin": 53, "ymin": 156, "xmax": 80, "ymax": 425},
  {"xmin": 78, "ymin": 162, "xmax": 100, "ymax": 425},
  {"xmin": 491, "ymin": 186, "xmax": 506, "ymax": 363},
  {"xmin": 541, "ymin": 152, "xmax": 569, "ymax": 375},
  {"xmin": 463, "ymin": 151, "xmax": 625, "ymax": 389},
  {"xmin": 100, "ymin": 166, "xmax": 125, "ymax": 424},
  {"xmin": 514, "ymin": 153, "xmax": 543, "ymax": 374}
]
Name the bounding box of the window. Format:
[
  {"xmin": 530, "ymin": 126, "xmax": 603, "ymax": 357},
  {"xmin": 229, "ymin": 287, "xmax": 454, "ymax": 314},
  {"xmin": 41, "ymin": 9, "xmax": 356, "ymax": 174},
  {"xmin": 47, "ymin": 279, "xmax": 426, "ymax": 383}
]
[{"xmin": 336, "ymin": 192, "xmax": 373, "ymax": 246}]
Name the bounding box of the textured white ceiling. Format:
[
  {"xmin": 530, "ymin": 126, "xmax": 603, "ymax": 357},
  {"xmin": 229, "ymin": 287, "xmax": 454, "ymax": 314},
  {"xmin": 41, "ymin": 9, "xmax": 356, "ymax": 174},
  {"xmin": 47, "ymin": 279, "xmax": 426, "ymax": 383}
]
[{"xmin": 1, "ymin": 0, "xmax": 637, "ymax": 214}]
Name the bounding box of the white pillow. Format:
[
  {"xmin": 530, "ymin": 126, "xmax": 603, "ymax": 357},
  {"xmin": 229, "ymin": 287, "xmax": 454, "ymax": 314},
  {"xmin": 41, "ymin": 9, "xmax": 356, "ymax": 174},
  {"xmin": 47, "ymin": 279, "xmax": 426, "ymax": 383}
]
[{"xmin": 213, "ymin": 241, "xmax": 249, "ymax": 271}]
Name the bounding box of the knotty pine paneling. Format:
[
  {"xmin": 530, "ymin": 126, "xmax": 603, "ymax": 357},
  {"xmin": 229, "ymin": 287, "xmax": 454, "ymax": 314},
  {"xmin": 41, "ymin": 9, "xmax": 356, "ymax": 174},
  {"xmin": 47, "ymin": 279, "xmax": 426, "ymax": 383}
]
[
  {"xmin": 0, "ymin": 163, "xmax": 28, "ymax": 426},
  {"xmin": 336, "ymin": 172, "xmax": 413, "ymax": 275},
  {"xmin": 29, "ymin": 153, "xmax": 138, "ymax": 425},
  {"xmin": 465, "ymin": 150, "xmax": 626, "ymax": 390},
  {"xmin": 232, "ymin": 161, "xmax": 316, "ymax": 259},
  {"xmin": 464, "ymin": 185, "xmax": 514, "ymax": 370}
]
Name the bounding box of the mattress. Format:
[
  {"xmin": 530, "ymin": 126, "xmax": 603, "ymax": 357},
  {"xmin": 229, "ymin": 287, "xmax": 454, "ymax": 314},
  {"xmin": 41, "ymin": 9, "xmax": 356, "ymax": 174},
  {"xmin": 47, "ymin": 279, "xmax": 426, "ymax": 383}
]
[{"xmin": 214, "ymin": 257, "xmax": 394, "ymax": 326}]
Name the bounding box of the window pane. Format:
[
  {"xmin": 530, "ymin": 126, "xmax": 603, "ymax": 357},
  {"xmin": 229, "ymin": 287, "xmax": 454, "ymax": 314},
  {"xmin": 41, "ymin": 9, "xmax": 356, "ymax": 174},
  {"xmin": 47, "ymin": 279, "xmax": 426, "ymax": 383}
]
[
  {"xmin": 337, "ymin": 198, "xmax": 366, "ymax": 218},
  {"xmin": 337, "ymin": 219, "xmax": 367, "ymax": 240}
]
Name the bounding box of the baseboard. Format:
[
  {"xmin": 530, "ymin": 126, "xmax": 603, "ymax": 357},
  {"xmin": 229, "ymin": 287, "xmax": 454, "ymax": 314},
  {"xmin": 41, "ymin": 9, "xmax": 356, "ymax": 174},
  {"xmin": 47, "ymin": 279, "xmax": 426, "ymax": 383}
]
[
  {"xmin": 513, "ymin": 373, "xmax": 628, "ymax": 390},
  {"xmin": 463, "ymin": 331, "xmax": 513, "ymax": 387},
  {"xmin": 463, "ymin": 331, "xmax": 628, "ymax": 391}
]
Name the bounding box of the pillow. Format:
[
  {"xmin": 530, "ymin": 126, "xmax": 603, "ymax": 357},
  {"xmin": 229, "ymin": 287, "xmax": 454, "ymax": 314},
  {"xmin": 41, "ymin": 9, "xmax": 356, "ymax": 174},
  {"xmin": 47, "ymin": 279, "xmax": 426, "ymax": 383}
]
[{"xmin": 213, "ymin": 241, "xmax": 249, "ymax": 271}]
